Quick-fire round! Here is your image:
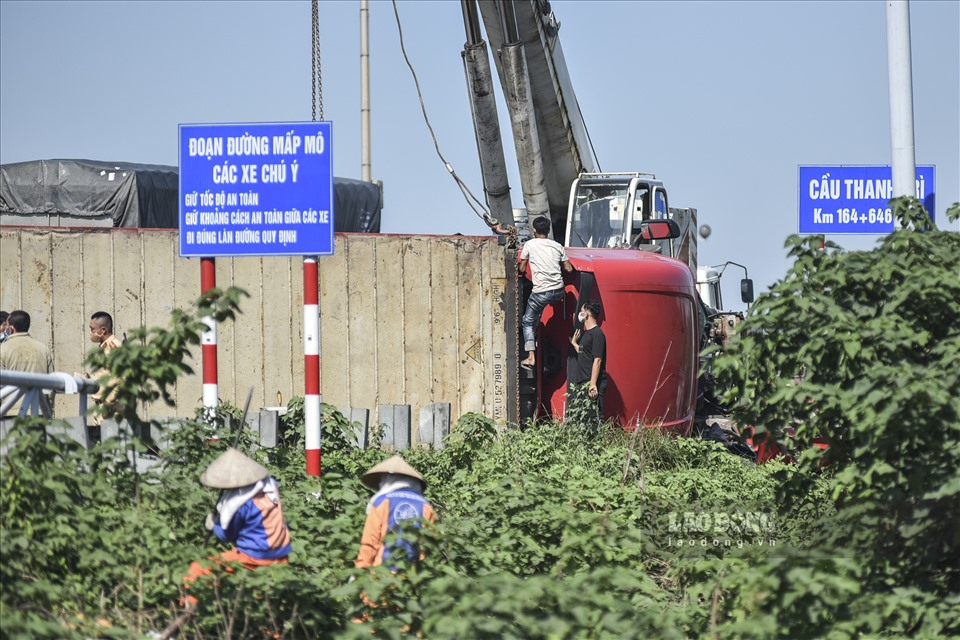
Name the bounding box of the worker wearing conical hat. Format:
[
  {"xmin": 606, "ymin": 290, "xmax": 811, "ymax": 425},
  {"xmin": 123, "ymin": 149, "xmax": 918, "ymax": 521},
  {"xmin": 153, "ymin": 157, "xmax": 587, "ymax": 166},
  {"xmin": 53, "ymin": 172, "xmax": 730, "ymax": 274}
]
[
  {"xmin": 183, "ymin": 448, "xmax": 292, "ymax": 607},
  {"xmin": 355, "ymin": 455, "xmax": 435, "ymax": 569}
]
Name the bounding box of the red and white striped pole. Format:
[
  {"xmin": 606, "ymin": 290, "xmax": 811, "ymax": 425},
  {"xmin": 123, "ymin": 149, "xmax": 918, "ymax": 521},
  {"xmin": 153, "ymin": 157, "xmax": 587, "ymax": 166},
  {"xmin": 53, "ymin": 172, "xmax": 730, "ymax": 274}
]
[
  {"xmin": 304, "ymin": 257, "xmax": 322, "ymax": 476},
  {"xmin": 200, "ymin": 257, "xmax": 218, "ymax": 420}
]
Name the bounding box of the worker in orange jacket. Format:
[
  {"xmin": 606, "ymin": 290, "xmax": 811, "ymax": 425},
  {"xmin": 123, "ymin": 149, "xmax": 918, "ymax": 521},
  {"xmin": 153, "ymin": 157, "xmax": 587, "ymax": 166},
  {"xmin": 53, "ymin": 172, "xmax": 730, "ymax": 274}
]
[
  {"xmin": 182, "ymin": 448, "xmax": 292, "ymax": 609},
  {"xmin": 355, "ymin": 455, "xmax": 435, "ymax": 570}
]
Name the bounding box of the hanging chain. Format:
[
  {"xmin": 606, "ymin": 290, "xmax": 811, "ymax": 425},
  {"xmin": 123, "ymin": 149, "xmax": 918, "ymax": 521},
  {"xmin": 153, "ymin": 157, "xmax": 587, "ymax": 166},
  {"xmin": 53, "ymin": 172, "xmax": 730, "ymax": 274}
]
[
  {"xmin": 512, "ymin": 231, "xmax": 522, "ymax": 427},
  {"xmin": 311, "ymin": 0, "xmax": 324, "ymax": 121}
]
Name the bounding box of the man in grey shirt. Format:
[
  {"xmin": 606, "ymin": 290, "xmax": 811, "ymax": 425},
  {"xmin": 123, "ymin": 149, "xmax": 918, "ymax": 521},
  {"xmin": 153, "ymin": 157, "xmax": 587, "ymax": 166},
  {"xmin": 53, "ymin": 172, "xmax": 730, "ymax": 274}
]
[
  {"xmin": 0, "ymin": 310, "xmax": 54, "ymax": 417},
  {"xmin": 0, "ymin": 310, "xmax": 53, "ymax": 374}
]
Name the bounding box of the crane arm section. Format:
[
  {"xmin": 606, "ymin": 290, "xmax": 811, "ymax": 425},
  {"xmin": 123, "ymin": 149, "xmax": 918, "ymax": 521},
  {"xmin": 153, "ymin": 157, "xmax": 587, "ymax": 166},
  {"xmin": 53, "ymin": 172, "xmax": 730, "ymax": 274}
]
[{"xmin": 477, "ymin": 0, "xmax": 598, "ymax": 232}]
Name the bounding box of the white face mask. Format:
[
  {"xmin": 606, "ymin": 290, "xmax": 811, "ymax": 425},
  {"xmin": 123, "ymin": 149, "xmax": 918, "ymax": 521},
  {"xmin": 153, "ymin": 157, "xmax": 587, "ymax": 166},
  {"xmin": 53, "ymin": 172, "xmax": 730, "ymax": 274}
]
[{"xmin": 578, "ymin": 311, "xmax": 587, "ymax": 323}]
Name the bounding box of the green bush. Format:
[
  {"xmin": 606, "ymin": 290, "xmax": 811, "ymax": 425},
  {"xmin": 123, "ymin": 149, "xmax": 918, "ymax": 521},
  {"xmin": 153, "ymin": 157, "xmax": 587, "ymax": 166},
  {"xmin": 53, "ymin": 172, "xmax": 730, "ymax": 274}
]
[
  {"xmin": 712, "ymin": 196, "xmax": 960, "ymax": 635},
  {"xmin": 3, "ymin": 200, "xmax": 958, "ymax": 638}
]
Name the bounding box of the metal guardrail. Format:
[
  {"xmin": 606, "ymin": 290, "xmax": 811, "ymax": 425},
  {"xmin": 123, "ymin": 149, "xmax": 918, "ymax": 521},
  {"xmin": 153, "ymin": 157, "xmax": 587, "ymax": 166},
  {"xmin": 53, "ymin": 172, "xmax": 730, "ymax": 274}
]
[
  {"xmin": 1, "ymin": 371, "xmax": 455, "ymax": 456},
  {"xmin": 0, "ymin": 370, "xmax": 100, "ymax": 419}
]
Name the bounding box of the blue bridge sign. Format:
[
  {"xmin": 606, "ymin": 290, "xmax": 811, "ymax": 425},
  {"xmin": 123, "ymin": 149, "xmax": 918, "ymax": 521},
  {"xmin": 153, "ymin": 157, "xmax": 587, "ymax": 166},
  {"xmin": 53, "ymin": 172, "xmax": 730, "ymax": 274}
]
[
  {"xmin": 179, "ymin": 121, "xmax": 334, "ymax": 257},
  {"xmin": 798, "ymin": 165, "xmax": 935, "ymax": 234}
]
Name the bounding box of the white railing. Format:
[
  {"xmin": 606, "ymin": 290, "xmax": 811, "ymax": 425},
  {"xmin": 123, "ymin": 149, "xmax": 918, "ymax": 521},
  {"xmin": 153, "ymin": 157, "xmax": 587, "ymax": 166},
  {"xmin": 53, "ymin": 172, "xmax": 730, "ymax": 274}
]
[{"xmin": 0, "ymin": 370, "xmax": 100, "ymax": 419}]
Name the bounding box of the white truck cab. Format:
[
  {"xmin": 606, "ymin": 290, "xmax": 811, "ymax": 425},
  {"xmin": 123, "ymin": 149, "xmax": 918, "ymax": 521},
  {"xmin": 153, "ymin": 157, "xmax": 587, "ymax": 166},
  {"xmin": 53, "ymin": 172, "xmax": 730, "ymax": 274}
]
[
  {"xmin": 697, "ymin": 266, "xmax": 724, "ymax": 311},
  {"xmin": 564, "ymin": 172, "xmax": 669, "ymax": 250},
  {"xmin": 697, "ymin": 263, "xmax": 755, "ymax": 313}
]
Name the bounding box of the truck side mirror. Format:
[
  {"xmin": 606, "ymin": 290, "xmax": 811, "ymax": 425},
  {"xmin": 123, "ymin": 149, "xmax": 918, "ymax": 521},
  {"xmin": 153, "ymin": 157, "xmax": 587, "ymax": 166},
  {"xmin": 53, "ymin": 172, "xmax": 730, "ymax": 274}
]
[
  {"xmin": 635, "ymin": 218, "xmax": 681, "ymax": 241},
  {"xmin": 741, "ymin": 278, "xmax": 754, "ymax": 304}
]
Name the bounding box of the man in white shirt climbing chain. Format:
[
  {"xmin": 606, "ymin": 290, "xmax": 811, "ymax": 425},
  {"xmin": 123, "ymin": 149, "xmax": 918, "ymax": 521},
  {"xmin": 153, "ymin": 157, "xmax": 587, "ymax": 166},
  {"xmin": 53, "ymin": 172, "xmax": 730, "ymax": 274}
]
[{"xmin": 518, "ymin": 216, "xmax": 574, "ymax": 369}]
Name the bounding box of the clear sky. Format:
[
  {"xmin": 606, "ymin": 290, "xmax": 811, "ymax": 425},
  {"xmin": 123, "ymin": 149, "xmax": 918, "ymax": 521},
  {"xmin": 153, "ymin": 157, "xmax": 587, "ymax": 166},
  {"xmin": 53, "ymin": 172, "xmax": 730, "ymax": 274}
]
[{"xmin": 1, "ymin": 0, "xmax": 957, "ymax": 310}]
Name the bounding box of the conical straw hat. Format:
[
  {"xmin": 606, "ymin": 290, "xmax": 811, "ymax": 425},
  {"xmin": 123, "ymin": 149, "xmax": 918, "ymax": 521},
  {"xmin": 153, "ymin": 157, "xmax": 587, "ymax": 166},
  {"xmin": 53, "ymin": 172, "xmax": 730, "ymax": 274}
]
[
  {"xmin": 200, "ymin": 448, "xmax": 270, "ymax": 489},
  {"xmin": 360, "ymin": 455, "xmax": 426, "ymax": 491}
]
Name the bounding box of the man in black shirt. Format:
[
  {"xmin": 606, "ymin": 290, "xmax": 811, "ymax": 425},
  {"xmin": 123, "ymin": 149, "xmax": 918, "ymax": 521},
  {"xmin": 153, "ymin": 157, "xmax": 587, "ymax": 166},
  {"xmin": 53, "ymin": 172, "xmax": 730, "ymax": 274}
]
[{"xmin": 568, "ymin": 299, "xmax": 608, "ymax": 426}]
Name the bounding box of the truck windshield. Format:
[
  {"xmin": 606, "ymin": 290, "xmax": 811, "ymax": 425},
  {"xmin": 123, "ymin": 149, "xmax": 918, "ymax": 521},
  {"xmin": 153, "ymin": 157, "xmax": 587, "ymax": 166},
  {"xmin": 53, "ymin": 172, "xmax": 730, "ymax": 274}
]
[{"xmin": 569, "ymin": 185, "xmax": 629, "ymax": 248}]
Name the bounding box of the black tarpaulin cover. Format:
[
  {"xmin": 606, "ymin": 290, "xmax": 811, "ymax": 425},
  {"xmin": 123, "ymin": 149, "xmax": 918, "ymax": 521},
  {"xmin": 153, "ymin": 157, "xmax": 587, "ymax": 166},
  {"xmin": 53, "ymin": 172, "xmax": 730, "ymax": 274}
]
[
  {"xmin": 1, "ymin": 159, "xmax": 178, "ymax": 227},
  {"xmin": 1, "ymin": 159, "xmax": 382, "ymax": 232},
  {"xmin": 332, "ymin": 176, "xmax": 381, "ymax": 233}
]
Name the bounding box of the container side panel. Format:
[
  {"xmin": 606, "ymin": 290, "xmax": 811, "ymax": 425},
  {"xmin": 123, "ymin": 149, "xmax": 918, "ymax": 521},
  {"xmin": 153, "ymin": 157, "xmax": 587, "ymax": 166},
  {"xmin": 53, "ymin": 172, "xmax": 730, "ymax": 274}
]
[
  {"xmin": 347, "ymin": 236, "xmax": 378, "ymax": 416},
  {"xmin": 502, "ymin": 249, "xmax": 520, "ymax": 423},
  {"xmin": 231, "ymin": 256, "xmax": 265, "ymax": 409},
  {"xmin": 288, "ymin": 256, "xmax": 305, "ymax": 401},
  {"xmin": 112, "ymin": 231, "xmax": 145, "ymax": 414},
  {"xmin": 81, "ymin": 232, "xmax": 115, "ymax": 337},
  {"xmin": 51, "ymin": 232, "xmax": 84, "ymax": 417},
  {"xmin": 262, "ymin": 257, "xmax": 295, "ymax": 408},
  {"xmin": 4, "ymin": 230, "xmax": 519, "ymax": 424},
  {"xmin": 483, "ymin": 242, "xmax": 511, "ymax": 424},
  {"xmin": 402, "ymin": 236, "xmax": 432, "ymax": 439},
  {"xmin": 19, "ymin": 231, "xmax": 53, "ymax": 349},
  {"xmin": 141, "ymin": 232, "xmax": 176, "ymax": 418},
  {"xmin": 430, "ymin": 238, "xmax": 461, "ymax": 422},
  {"xmin": 456, "ymin": 240, "xmax": 484, "ymax": 421},
  {"xmin": 210, "ymin": 257, "xmax": 236, "ymax": 409},
  {"xmin": 319, "ymin": 235, "xmax": 349, "ymax": 408},
  {"xmin": 173, "ymin": 251, "xmax": 199, "ymax": 414},
  {"xmin": 375, "ymin": 236, "xmax": 405, "ymax": 415},
  {"xmin": 0, "ymin": 230, "xmax": 22, "ymax": 311},
  {"xmin": 479, "ymin": 245, "xmax": 495, "ymax": 421}
]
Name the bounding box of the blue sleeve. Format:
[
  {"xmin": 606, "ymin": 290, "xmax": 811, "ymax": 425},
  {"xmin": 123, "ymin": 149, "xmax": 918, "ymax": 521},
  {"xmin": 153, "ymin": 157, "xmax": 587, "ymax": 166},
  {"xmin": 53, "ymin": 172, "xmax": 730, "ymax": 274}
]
[
  {"xmin": 213, "ymin": 522, "xmax": 229, "ymax": 542},
  {"xmin": 214, "ymin": 501, "xmax": 253, "ymax": 543}
]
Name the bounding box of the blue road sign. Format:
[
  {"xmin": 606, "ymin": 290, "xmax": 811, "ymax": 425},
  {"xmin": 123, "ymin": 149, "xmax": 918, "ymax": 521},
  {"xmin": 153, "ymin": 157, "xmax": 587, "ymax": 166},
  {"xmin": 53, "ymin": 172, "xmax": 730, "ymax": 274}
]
[
  {"xmin": 798, "ymin": 165, "xmax": 935, "ymax": 234},
  {"xmin": 179, "ymin": 122, "xmax": 333, "ymax": 257}
]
